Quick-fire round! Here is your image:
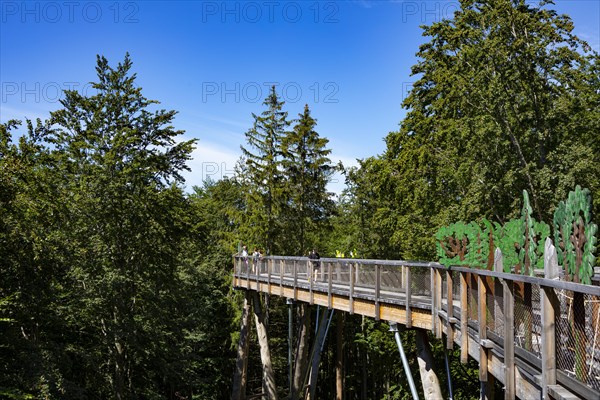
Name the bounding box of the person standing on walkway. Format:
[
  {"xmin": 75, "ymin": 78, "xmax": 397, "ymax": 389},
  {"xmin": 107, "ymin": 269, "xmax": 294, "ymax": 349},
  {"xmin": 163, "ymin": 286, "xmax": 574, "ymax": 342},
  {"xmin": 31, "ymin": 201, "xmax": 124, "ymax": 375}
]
[{"xmin": 309, "ymin": 248, "xmax": 321, "ymax": 282}]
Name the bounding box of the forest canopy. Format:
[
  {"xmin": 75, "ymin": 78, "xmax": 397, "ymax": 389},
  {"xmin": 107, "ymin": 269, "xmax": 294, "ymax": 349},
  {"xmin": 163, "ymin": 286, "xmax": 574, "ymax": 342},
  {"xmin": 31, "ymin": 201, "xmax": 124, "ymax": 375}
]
[{"xmin": 1, "ymin": 0, "xmax": 598, "ymax": 399}]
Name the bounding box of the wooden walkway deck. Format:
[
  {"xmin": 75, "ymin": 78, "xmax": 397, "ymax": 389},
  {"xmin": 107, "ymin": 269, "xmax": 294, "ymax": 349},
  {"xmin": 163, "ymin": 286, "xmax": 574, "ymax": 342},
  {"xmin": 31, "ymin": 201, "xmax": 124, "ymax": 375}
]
[{"xmin": 232, "ymin": 250, "xmax": 600, "ymax": 400}]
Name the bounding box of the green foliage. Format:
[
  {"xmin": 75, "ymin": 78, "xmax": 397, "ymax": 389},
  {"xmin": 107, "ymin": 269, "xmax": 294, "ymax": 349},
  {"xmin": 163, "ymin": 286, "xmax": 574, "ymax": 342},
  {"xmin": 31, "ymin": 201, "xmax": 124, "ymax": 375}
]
[
  {"xmin": 0, "ymin": 55, "xmax": 235, "ymax": 399},
  {"xmin": 280, "ymin": 104, "xmax": 337, "ymax": 255},
  {"xmin": 240, "ymin": 86, "xmax": 290, "ymax": 255}
]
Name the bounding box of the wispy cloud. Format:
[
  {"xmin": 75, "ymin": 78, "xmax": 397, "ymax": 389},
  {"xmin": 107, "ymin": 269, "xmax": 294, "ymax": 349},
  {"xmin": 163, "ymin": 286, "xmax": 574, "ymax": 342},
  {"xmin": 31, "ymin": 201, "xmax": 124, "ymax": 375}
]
[{"xmin": 181, "ymin": 139, "xmax": 242, "ymax": 191}]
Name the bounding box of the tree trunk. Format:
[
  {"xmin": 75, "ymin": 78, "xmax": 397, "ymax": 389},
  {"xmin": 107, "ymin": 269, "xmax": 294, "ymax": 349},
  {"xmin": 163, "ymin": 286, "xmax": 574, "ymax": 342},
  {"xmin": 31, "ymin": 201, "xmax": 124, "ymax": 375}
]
[
  {"xmin": 292, "ymin": 303, "xmax": 311, "ymax": 400},
  {"xmin": 361, "ymin": 316, "xmax": 368, "ymax": 400},
  {"xmin": 306, "ymin": 308, "xmax": 332, "ymax": 400},
  {"xmin": 415, "ymin": 329, "xmax": 443, "ymax": 400},
  {"xmin": 252, "ymin": 292, "xmax": 278, "ymax": 400},
  {"xmin": 231, "ymin": 291, "xmax": 252, "ymax": 400},
  {"xmin": 335, "ymin": 312, "xmax": 345, "ymax": 400}
]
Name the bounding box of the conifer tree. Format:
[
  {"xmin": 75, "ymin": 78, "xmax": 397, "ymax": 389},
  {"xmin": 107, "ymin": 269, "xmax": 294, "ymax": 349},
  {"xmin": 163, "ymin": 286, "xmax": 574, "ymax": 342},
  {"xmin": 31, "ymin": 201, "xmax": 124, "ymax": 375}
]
[
  {"xmin": 240, "ymin": 86, "xmax": 291, "ymax": 254},
  {"xmin": 281, "ymin": 104, "xmax": 336, "ymax": 254}
]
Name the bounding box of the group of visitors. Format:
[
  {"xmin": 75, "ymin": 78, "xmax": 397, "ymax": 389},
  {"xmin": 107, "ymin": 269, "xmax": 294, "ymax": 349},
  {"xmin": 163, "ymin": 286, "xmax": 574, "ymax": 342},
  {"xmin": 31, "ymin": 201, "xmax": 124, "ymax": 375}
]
[
  {"xmin": 240, "ymin": 245, "xmax": 263, "ymax": 273},
  {"xmin": 238, "ymin": 245, "xmax": 321, "ymax": 282}
]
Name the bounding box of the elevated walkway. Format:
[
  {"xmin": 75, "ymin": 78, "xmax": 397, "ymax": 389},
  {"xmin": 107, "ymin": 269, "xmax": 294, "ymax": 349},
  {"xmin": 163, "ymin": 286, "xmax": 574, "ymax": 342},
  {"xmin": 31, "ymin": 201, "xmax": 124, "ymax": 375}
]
[{"xmin": 233, "ymin": 251, "xmax": 600, "ymax": 399}]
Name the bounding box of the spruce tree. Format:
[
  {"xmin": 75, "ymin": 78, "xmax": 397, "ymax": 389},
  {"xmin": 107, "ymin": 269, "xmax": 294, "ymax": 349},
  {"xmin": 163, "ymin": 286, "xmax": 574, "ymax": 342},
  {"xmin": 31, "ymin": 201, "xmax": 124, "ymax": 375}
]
[
  {"xmin": 281, "ymin": 104, "xmax": 336, "ymax": 254},
  {"xmin": 240, "ymin": 86, "xmax": 290, "ymax": 254}
]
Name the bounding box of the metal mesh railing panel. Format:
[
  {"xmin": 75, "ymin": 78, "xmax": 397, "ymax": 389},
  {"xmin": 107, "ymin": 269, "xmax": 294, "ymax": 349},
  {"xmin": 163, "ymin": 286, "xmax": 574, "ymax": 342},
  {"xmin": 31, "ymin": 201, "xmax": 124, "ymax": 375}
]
[
  {"xmin": 513, "ymin": 283, "xmax": 541, "ymax": 358},
  {"xmin": 380, "ymin": 265, "xmax": 403, "ymax": 291},
  {"xmin": 410, "ymin": 267, "xmax": 431, "ymax": 298},
  {"xmin": 467, "ymin": 275, "xmax": 478, "ymax": 326},
  {"xmin": 490, "ymin": 282, "xmax": 505, "ymax": 339},
  {"xmin": 556, "ymin": 291, "xmax": 600, "ymax": 390},
  {"xmin": 486, "ymin": 290, "xmax": 498, "ymax": 336},
  {"xmin": 355, "ymin": 264, "xmax": 375, "ymax": 288},
  {"xmin": 452, "ymin": 270, "xmax": 461, "ymax": 302},
  {"xmin": 585, "ymin": 294, "xmax": 600, "ymax": 389}
]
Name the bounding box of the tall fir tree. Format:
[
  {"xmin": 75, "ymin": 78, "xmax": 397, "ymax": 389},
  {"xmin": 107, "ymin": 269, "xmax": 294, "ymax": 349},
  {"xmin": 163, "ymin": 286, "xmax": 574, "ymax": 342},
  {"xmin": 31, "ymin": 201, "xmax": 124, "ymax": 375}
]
[
  {"xmin": 240, "ymin": 86, "xmax": 291, "ymax": 254},
  {"xmin": 281, "ymin": 104, "xmax": 336, "ymax": 255}
]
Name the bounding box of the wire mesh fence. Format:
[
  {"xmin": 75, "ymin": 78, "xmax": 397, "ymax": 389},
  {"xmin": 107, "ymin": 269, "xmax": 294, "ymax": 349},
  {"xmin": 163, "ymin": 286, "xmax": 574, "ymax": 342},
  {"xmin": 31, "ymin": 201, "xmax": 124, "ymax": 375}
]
[{"xmin": 555, "ymin": 290, "xmax": 600, "ymax": 390}]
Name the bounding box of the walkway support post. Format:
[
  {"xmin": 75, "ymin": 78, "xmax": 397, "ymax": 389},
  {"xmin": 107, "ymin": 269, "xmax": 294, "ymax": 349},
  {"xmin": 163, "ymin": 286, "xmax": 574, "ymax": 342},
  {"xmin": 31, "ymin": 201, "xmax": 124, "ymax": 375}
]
[
  {"xmin": 416, "ymin": 328, "xmax": 443, "ymax": 400},
  {"xmin": 306, "ymin": 309, "xmax": 333, "ymax": 400},
  {"xmin": 443, "ymin": 342, "xmax": 454, "ymax": 400},
  {"xmin": 251, "ymin": 292, "xmax": 278, "ymax": 400},
  {"xmin": 231, "ymin": 290, "xmax": 251, "ymax": 400},
  {"xmin": 287, "ymin": 298, "xmax": 294, "ymax": 396},
  {"xmin": 389, "ymin": 322, "xmax": 420, "ymax": 400}
]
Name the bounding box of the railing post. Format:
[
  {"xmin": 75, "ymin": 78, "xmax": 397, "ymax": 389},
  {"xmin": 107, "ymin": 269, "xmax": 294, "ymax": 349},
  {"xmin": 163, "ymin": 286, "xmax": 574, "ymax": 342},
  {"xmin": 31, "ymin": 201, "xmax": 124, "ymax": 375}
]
[
  {"xmin": 431, "ymin": 267, "xmax": 437, "ymax": 337},
  {"xmin": 375, "ymin": 264, "xmax": 381, "ymax": 321},
  {"xmin": 447, "ymin": 268, "xmax": 454, "ymax": 349},
  {"xmin": 541, "ymin": 238, "xmax": 559, "ymax": 399},
  {"xmin": 405, "ymin": 266, "xmax": 412, "ymax": 328},
  {"xmin": 460, "ymin": 270, "xmax": 468, "ymax": 363},
  {"xmin": 478, "ymin": 271, "xmax": 491, "ymax": 399},
  {"xmin": 432, "ymin": 266, "xmax": 443, "ymax": 339},
  {"xmin": 349, "ymin": 262, "xmax": 354, "ymax": 314},
  {"xmin": 267, "ymin": 258, "xmax": 271, "ymax": 294},
  {"xmin": 246, "ymin": 257, "xmax": 250, "ymax": 290},
  {"xmin": 294, "ymin": 260, "xmax": 298, "ymax": 302},
  {"xmin": 256, "ymin": 258, "xmax": 260, "ymax": 292},
  {"xmin": 328, "ymin": 261, "xmax": 333, "ymax": 309},
  {"xmin": 437, "ymin": 268, "xmax": 443, "ymax": 339},
  {"xmin": 309, "ymin": 258, "xmax": 314, "ymax": 305},
  {"xmin": 280, "ymin": 259, "xmax": 284, "ymax": 296},
  {"xmin": 495, "ymin": 249, "xmax": 515, "ymax": 400},
  {"xmin": 233, "ymin": 256, "xmax": 237, "ymax": 286}
]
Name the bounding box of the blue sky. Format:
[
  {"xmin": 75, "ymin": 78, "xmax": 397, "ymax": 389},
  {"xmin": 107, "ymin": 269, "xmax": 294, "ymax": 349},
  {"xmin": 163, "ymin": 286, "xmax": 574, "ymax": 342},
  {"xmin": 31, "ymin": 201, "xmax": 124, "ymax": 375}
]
[{"xmin": 1, "ymin": 0, "xmax": 599, "ymax": 193}]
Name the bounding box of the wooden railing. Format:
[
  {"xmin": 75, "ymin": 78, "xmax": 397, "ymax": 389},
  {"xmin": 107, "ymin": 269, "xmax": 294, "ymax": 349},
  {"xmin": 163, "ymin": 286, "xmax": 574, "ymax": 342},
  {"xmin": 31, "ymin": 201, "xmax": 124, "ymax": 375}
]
[{"xmin": 232, "ymin": 240, "xmax": 600, "ymax": 400}]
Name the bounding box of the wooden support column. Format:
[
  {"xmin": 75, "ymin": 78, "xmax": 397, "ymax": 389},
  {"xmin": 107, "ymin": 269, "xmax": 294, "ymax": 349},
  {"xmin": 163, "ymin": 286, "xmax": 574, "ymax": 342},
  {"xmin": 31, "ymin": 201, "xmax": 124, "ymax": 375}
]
[
  {"xmin": 541, "ymin": 238, "xmax": 559, "ymax": 400},
  {"xmin": 306, "ymin": 309, "xmax": 332, "ymax": 400},
  {"xmin": 460, "ymin": 271, "xmax": 468, "ymax": 363},
  {"xmin": 251, "ymin": 291, "xmax": 278, "ymax": 400},
  {"xmin": 335, "ymin": 312, "xmax": 344, "ymax": 400},
  {"xmin": 231, "ymin": 291, "xmax": 251, "ymax": 400},
  {"xmin": 416, "ymin": 328, "xmax": 444, "ymax": 400}
]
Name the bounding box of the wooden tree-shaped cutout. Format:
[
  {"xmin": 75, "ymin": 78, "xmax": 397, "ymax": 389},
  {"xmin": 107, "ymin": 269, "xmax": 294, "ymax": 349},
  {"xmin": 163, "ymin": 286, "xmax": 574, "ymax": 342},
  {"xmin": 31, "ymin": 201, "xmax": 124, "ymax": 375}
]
[
  {"xmin": 436, "ymin": 222, "xmax": 471, "ymax": 267},
  {"xmin": 553, "ymin": 185, "xmax": 598, "ymax": 381},
  {"xmin": 553, "ymin": 186, "xmax": 597, "ymax": 284}
]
